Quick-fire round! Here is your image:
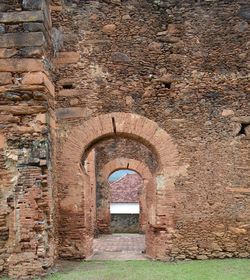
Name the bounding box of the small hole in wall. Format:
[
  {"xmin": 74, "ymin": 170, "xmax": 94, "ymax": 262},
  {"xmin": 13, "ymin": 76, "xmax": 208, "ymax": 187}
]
[
  {"xmin": 62, "ymin": 83, "xmax": 74, "ymax": 89},
  {"xmin": 163, "ymin": 82, "xmax": 171, "ymax": 89},
  {"xmin": 237, "ymin": 123, "xmax": 249, "ymax": 136}
]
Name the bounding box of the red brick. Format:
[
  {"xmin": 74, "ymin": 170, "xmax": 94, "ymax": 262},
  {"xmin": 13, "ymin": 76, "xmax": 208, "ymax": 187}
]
[
  {"xmin": 0, "ymin": 59, "xmax": 44, "ymax": 72},
  {"xmin": 22, "ymin": 72, "xmax": 54, "ymax": 96},
  {"xmin": 53, "ymin": 52, "xmax": 80, "ymax": 65}
]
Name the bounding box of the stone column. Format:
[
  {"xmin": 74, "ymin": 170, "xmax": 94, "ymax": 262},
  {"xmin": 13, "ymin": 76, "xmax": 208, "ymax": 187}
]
[{"xmin": 0, "ymin": 0, "xmax": 56, "ymax": 277}]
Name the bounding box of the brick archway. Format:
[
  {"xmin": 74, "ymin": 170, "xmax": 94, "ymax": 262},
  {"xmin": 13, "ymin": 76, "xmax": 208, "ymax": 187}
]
[
  {"xmin": 57, "ymin": 112, "xmax": 181, "ymax": 260},
  {"xmin": 101, "ymin": 157, "xmax": 152, "ymax": 180},
  {"xmin": 97, "ymin": 157, "xmax": 153, "ymax": 233}
]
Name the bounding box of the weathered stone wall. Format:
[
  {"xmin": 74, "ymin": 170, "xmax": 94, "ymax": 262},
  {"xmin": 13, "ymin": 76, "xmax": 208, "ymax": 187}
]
[
  {"xmin": 0, "ymin": 0, "xmax": 56, "ymax": 277},
  {"xmin": 111, "ymin": 214, "xmax": 140, "ymax": 233},
  {"xmin": 53, "ymin": 0, "xmax": 250, "ymax": 262},
  {"xmin": 0, "ymin": 0, "xmax": 249, "ymax": 277},
  {"xmin": 95, "ymin": 138, "xmax": 158, "ymax": 173},
  {"xmin": 58, "ymin": 149, "xmax": 96, "ymax": 259}
]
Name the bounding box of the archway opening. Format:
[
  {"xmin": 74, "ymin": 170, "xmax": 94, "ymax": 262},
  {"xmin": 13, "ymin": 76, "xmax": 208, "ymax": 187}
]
[
  {"xmin": 93, "ymin": 166, "xmax": 147, "ymax": 260},
  {"xmin": 57, "ymin": 113, "xmax": 180, "ymax": 260},
  {"xmin": 108, "ymin": 169, "xmax": 143, "ymax": 234},
  {"xmin": 83, "ymin": 138, "xmax": 155, "ymax": 260},
  {"xmin": 85, "ymin": 136, "xmax": 157, "ymax": 239}
]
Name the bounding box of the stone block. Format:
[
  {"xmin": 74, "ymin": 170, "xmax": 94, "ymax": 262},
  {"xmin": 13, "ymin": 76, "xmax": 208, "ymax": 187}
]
[
  {"xmin": 232, "ymin": 116, "xmax": 250, "ymax": 124},
  {"xmin": 58, "ymin": 89, "xmax": 90, "ymax": 97},
  {"xmin": 35, "ymin": 113, "xmax": 46, "ymax": 124},
  {"xmin": 0, "ymin": 32, "xmax": 45, "ymax": 48},
  {"xmin": 23, "ymin": 23, "xmax": 50, "ymax": 44},
  {"xmin": 0, "ymin": 11, "xmax": 44, "ymax": 24},
  {"xmin": 238, "ymin": 252, "xmax": 250, "ymax": 258},
  {"xmin": 226, "ymin": 187, "xmax": 250, "ymax": 193},
  {"xmin": 196, "ymin": 255, "xmax": 208, "ymax": 260},
  {"xmin": 50, "ymin": 5, "xmax": 63, "ymax": 12},
  {"xmin": 167, "ymin": 24, "xmax": 180, "ymax": 34},
  {"xmin": 148, "ymin": 41, "xmax": 162, "ymax": 51},
  {"xmin": 55, "ymin": 107, "xmax": 92, "ymax": 120},
  {"xmin": 39, "ymin": 159, "xmax": 47, "ymax": 166},
  {"xmin": 111, "ymin": 52, "xmax": 131, "ymax": 63},
  {"xmin": 211, "ymin": 242, "xmax": 222, "ymax": 251},
  {"xmin": 23, "ymin": 23, "xmax": 45, "ymax": 32},
  {"xmin": 0, "ymin": 59, "xmax": 44, "ymax": 72},
  {"xmin": 0, "ymin": 48, "xmax": 17, "ymax": 58},
  {"xmin": 229, "ymin": 227, "xmax": 247, "ymax": 235},
  {"xmin": 102, "ymin": 24, "xmax": 116, "ymax": 34},
  {"xmin": 169, "ymin": 54, "xmax": 186, "ymax": 62},
  {"xmin": 0, "ymin": 105, "xmax": 46, "ymax": 115},
  {"xmin": 22, "ymin": 72, "xmax": 44, "ymax": 85},
  {"xmin": 156, "ymin": 74, "xmax": 174, "ymax": 84},
  {"xmin": 69, "ymin": 98, "xmax": 79, "ymax": 106},
  {"xmin": 0, "ymin": 134, "xmax": 6, "ymax": 149},
  {"xmin": 53, "ymin": 52, "xmax": 80, "ymax": 65},
  {"xmin": 22, "ymin": 0, "xmax": 46, "ymax": 11},
  {"xmin": 17, "ymin": 46, "xmax": 44, "ymax": 58},
  {"xmin": 122, "ymin": 15, "xmax": 131, "ymax": 20},
  {"xmin": 0, "ymin": 114, "xmax": 20, "ymax": 123},
  {"xmin": 221, "ymin": 109, "xmax": 234, "ymax": 116},
  {"xmin": 22, "ymin": 72, "xmax": 54, "ymax": 96},
  {"xmin": 0, "ymin": 72, "xmax": 12, "ymax": 85}
]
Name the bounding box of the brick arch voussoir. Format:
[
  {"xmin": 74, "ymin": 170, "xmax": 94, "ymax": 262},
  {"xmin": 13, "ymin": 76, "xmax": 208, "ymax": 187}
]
[
  {"xmin": 62, "ymin": 113, "xmax": 179, "ymax": 171},
  {"xmin": 101, "ymin": 157, "xmax": 152, "ymax": 182},
  {"xmin": 58, "ymin": 113, "xmax": 182, "ymax": 260}
]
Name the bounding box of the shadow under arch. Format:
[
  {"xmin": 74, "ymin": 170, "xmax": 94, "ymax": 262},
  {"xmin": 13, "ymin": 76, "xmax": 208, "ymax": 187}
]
[
  {"xmin": 57, "ymin": 112, "xmax": 181, "ymax": 260},
  {"xmin": 81, "ymin": 134, "xmax": 159, "ymax": 175}
]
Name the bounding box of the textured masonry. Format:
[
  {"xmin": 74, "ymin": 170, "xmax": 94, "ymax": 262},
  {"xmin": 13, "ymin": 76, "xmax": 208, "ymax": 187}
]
[
  {"xmin": 57, "ymin": 112, "xmax": 181, "ymax": 259},
  {"xmin": 0, "ymin": 0, "xmax": 250, "ymax": 278}
]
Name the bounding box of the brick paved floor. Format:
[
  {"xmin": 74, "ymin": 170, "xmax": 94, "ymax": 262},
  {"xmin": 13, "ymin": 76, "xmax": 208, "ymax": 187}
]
[{"xmin": 91, "ymin": 234, "xmax": 146, "ymax": 260}]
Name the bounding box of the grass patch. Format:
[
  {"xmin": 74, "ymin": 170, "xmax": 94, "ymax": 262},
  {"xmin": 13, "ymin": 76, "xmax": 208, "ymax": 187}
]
[{"xmin": 43, "ymin": 259, "xmax": 250, "ymax": 280}]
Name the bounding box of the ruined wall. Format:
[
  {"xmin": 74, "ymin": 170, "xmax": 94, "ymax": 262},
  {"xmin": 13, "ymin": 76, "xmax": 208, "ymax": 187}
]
[
  {"xmin": 0, "ymin": 0, "xmax": 56, "ymax": 277},
  {"xmin": 0, "ymin": 0, "xmax": 249, "ymax": 277},
  {"xmin": 58, "ymin": 149, "xmax": 96, "ymax": 258},
  {"xmin": 54, "ymin": 0, "xmax": 250, "ymax": 261},
  {"xmin": 111, "ymin": 214, "xmax": 140, "ymax": 233},
  {"xmin": 95, "ymin": 138, "xmax": 158, "ymax": 173}
]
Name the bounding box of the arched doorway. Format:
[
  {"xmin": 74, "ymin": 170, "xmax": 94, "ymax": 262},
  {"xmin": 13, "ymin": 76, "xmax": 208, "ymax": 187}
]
[
  {"xmin": 97, "ymin": 157, "xmax": 153, "ymax": 234},
  {"xmin": 57, "ymin": 113, "xmax": 181, "ymax": 260},
  {"xmin": 108, "ymin": 169, "xmax": 142, "ymax": 233}
]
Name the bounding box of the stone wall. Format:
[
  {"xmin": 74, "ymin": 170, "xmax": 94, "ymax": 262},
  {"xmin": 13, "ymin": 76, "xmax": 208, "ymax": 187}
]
[
  {"xmin": 58, "ymin": 149, "xmax": 96, "ymax": 259},
  {"xmin": 0, "ymin": 0, "xmax": 56, "ymax": 277},
  {"xmin": 0, "ymin": 0, "xmax": 249, "ymax": 277},
  {"xmin": 111, "ymin": 214, "xmax": 140, "ymax": 233},
  {"xmin": 53, "ymin": 0, "xmax": 250, "ymax": 261}
]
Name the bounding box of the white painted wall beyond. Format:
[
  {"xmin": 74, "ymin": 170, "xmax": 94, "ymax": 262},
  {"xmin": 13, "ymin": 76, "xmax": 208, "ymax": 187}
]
[{"xmin": 110, "ymin": 203, "xmax": 140, "ymax": 214}]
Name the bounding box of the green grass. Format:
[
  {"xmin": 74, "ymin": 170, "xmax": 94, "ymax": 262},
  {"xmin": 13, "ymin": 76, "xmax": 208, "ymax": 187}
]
[{"xmin": 43, "ymin": 259, "xmax": 250, "ymax": 280}]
